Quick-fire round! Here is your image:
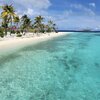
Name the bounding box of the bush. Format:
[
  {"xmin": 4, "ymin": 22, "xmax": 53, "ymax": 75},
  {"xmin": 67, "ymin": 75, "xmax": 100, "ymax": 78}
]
[
  {"xmin": 11, "ymin": 30, "xmax": 16, "ymax": 34},
  {"xmin": 16, "ymin": 30, "xmax": 22, "ymax": 37},
  {"xmin": 28, "ymin": 29, "xmax": 34, "ymax": 32},
  {"xmin": 16, "ymin": 33, "xmax": 22, "ymax": 37},
  {"xmin": 16, "ymin": 30, "xmax": 20, "ymax": 34}
]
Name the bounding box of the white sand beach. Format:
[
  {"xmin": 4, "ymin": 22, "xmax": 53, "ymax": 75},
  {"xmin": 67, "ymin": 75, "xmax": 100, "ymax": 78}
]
[{"xmin": 0, "ymin": 32, "xmax": 70, "ymax": 55}]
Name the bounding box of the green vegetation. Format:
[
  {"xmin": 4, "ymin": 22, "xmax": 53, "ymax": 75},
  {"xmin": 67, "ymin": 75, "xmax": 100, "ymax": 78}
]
[
  {"xmin": 0, "ymin": 4, "xmax": 57, "ymax": 38},
  {"xmin": 0, "ymin": 28, "xmax": 4, "ymax": 38},
  {"xmin": 16, "ymin": 33, "xmax": 22, "ymax": 37},
  {"xmin": 33, "ymin": 16, "xmax": 45, "ymax": 33},
  {"xmin": 1, "ymin": 4, "xmax": 17, "ymax": 35}
]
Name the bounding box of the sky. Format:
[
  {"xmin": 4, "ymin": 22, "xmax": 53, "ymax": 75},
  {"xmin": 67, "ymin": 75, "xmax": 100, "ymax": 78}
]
[{"xmin": 0, "ymin": 0, "xmax": 100, "ymax": 30}]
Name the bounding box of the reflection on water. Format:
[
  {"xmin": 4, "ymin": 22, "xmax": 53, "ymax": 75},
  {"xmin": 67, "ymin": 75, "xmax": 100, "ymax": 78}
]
[{"xmin": 0, "ymin": 32, "xmax": 100, "ymax": 100}]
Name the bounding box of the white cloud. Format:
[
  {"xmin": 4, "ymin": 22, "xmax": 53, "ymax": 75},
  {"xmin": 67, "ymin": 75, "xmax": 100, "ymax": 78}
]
[
  {"xmin": 84, "ymin": 8, "xmax": 95, "ymax": 16},
  {"xmin": 16, "ymin": 8, "xmax": 49, "ymax": 19},
  {"xmin": 26, "ymin": 8, "xmax": 34, "ymax": 16},
  {"xmin": 13, "ymin": 0, "xmax": 51, "ymax": 10},
  {"xmin": 56, "ymin": 15, "xmax": 100, "ymax": 30},
  {"xmin": 70, "ymin": 4, "xmax": 95, "ymax": 16},
  {"xmin": 89, "ymin": 3, "xmax": 96, "ymax": 7},
  {"xmin": 0, "ymin": 0, "xmax": 51, "ymax": 12},
  {"xmin": 0, "ymin": 0, "xmax": 52, "ymax": 18},
  {"xmin": 63, "ymin": 10, "xmax": 73, "ymax": 16},
  {"xmin": 71, "ymin": 4, "xmax": 83, "ymax": 9}
]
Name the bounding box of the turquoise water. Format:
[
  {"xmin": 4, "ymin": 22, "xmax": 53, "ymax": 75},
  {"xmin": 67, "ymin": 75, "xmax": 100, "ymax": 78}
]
[{"xmin": 0, "ymin": 32, "xmax": 100, "ymax": 100}]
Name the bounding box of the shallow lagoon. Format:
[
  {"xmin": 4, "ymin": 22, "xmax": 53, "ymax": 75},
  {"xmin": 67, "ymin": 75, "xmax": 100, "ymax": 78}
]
[{"xmin": 0, "ymin": 32, "xmax": 100, "ymax": 100}]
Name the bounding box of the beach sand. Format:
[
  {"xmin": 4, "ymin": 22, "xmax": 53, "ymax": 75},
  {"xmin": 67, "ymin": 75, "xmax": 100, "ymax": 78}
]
[{"xmin": 0, "ymin": 32, "xmax": 70, "ymax": 55}]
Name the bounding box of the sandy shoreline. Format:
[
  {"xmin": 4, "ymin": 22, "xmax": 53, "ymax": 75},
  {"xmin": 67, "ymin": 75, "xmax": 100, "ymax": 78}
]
[{"xmin": 0, "ymin": 32, "xmax": 70, "ymax": 55}]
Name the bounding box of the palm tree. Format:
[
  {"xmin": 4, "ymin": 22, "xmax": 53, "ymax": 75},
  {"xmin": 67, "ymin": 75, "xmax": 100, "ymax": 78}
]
[
  {"xmin": 47, "ymin": 20, "xmax": 57, "ymax": 32},
  {"xmin": 13, "ymin": 16, "xmax": 20, "ymax": 34},
  {"xmin": 45, "ymin": 24, "xmax": 51, "ymax": 33},
  {"xmin": 21, "ymin": 15, "xmax": 31, "ymax": 34},
  {"xmin": 1, "ymin": 4, "xmax": 17, "ymax": 35},
  {"xmin": 33, "ymin": 16, "xmax": 45, "ymax": 33},
  {"xmin": 1, "ymin": 5, "xmax": 9, "ymax": 35},
  {"xmin": 13, "ymin": 16, "xmax": 20, "ymax": 28},
  {"xmin": 21, "ymin": 15, "xmax": 28, "ymax": 23}
]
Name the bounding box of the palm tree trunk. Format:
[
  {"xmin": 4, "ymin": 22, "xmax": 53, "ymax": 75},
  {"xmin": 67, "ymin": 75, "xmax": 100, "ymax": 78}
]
[
  {"xmin": 5, "ymin": 28, "xmax": 7, "ymax": 36},
  {"xmin": 4, "ymin": 19, "xmax": 8, "ymax": 36},
  {"xmin": 10, "ymin": 16, "xmax": 13, "ymax": 36}
]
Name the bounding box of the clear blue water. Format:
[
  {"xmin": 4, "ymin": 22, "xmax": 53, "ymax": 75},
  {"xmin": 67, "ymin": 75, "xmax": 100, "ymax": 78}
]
[{"xmin": 0, "ymin": 32, "xmax": 100, "ymax": 100}]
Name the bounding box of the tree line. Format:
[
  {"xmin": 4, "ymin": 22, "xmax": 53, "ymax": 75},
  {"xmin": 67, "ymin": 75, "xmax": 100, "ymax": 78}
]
[{"xmin": 0, "ymin": 4, "xmax": 57, "ymax": 38}]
